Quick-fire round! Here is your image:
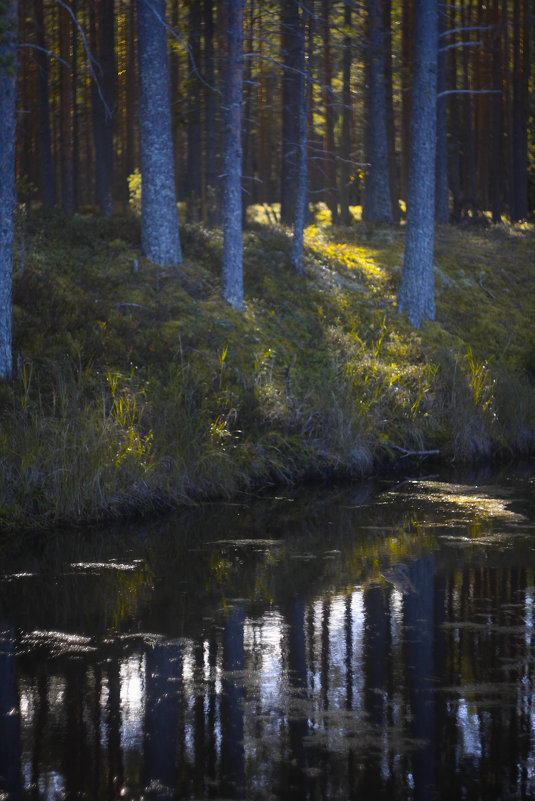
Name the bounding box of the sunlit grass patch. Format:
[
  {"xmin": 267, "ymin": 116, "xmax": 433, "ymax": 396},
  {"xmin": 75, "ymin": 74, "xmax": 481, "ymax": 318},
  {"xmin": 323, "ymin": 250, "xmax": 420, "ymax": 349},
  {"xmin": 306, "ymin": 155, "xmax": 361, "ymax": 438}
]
[
  {"xmin": 1, "ymin": 209, "xmax": 534, "ymax": 530},
  {"xmin": 304, "ymin": 224, "xmax": 387, "ymax": 285}
]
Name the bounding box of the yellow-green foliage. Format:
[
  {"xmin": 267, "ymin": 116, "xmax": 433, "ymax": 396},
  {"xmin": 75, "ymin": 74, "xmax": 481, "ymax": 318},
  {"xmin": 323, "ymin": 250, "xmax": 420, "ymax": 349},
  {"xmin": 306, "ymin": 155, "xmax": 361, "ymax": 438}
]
[{"xmin": 1, "ymin": 207, "xmax": 534, "ymax": 530}]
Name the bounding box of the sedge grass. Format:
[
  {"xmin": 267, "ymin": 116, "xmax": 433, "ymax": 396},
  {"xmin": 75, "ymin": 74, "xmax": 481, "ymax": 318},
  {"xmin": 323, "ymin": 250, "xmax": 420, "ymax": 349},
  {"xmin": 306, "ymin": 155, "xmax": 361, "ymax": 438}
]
[{"xmin": 0, "ymin": 206, "xmax": 534, "ymax": 530}]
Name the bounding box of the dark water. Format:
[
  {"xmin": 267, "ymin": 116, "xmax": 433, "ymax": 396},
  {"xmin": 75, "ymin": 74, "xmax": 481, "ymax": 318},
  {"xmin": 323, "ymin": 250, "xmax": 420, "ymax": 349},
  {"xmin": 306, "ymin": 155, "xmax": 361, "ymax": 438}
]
[{"xmin": 1, "ymin": 464, "xmax": 535, "ymax": 801}]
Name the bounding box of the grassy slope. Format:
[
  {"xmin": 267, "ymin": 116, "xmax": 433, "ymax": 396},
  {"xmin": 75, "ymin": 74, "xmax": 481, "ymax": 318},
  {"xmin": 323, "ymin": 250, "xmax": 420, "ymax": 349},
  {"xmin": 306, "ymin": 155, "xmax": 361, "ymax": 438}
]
[{"xmin": 1, "ymin": 206, "xmax": 534, "ymax": 529}]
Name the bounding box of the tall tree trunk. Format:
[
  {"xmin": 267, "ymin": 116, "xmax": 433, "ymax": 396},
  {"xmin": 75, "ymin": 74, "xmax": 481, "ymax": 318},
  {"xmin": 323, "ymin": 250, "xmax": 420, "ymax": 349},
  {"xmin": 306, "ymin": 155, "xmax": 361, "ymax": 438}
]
[
  {"xmin": 321, "ymin": 0, "xmax": 339, "ymax": 224},
  {"xmin": 397, "ymin": 0, "xmax": 438, "ymax": 329},
  {"xmin": 280, "ymin": 0, "xmax": 301, "ymax": 225},
  {"xmin": 474, "ymin": 1, "xmax": 490, "ymax": 210},
  {"xmin": 257, "ymin": 18, "xmax": 269, "ymax": 204},
  {"xmin": 221, "ymin": 0, "xmax": 244, "ymax": 309},
  {"xmin": 241, "ymin": 0, "xmax": 254, "ymax": 227},
  {"xmin": 19, "ymin": 1, "xmax": 33, "ymax": 194},
  {"xmin": 363, "ymin": 0, "xmax": 392, "ymax": 222},
  {"xmin": 510, "ymin": 0, "xmax": 528, "ymax": 220},
  {"xmin": 0, "ymin": 0, "xmax": 17, "ymax": 380},
  {"xmin": 59, "ymin": 0, "xmax": 75, "ymax": 213},
  {"xmin": 435, "ymin": 2, "xmax": 449, "ymax": 223},
  {"xmin": 490, "ymin": 0, "xmax": 503, "ymax": 223},
  {"xmin": 126, "ymin": 0, "xmax": 137, "ymax": 190},
  {"xmin": 71, "ymin": 0, "xmax": 79, "ymax": 207},
  {"xmin": 384, "ymin": 0, "xmax": 399, "ymax": 222},
  {"xmin": 33, "ymin": 0, "xmax": 54, "ymax": 207},
  {"xmin": 291, "ymin": 1, "xmax": 310, "ymax": 272},
  {"xmin": 503, "ymin": 0, "xmax": 513, "ymax": 218},
  {"xmin": 100, "ymin": 0, "xmax": 114, "ymax": 214},
  {"xmin": 339, "ymin": 1, "xmax": 353, "ymax": 226},
  {"xmin": 136, "ymin": 0, "xmax": 182, "ymax": 266},
  {"xmin": 170, "ymin": 0, "xmax": 183, "ymax": 202},
  {"xmin": 400, "ymin": 0, "xmax": 413, "ymax": 204},
  {"xmin": 460, "ymin": 0, "xmax": 477, "ymax": 217},
  {"xmin": 447, "ymin": 4, "xmax": 462, "ymax": 222},
  {"xmin": 204, "ymin": 0, "xmax": 217, "ymax": 223},
  {"xmin": 186, "ymin": 0, "xmax": 202, "ymax": 222},
  {"xmin": 90, "ymin": 0, "xmax": 115, "ymax": 216}
]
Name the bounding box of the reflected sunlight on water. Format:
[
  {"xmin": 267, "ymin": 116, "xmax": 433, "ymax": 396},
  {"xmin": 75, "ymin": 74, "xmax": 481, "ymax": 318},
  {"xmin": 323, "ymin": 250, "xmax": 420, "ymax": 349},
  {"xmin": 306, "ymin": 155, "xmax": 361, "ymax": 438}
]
[{"xmin": 120, "ymin": 653, "xmax": 145, "ymax": 750}]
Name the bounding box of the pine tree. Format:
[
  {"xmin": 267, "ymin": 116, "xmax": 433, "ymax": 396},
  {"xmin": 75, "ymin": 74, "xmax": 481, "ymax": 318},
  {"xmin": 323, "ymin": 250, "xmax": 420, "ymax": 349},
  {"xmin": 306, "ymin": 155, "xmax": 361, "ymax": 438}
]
[
  {"xmin": 397, "ymin": 0, "xmax": 438, "ymax": 328},
  {"xmin": 33, "ymin": 0, "xmax": 54, "ymax": 207},
  {"xmin": 280, "ymin": 0, "xmax": 301, "ymax": 225},
  {"xmin": 221, "ymin": 0, "xmax": 244, "ymax": 308},
  {"xmin": 136, "ymin": 0, "xmax": 182, "ymax": 267},
  {"xmin": 90, "ymin": 0, "xmax": 115, "ymax": 216},
  {"xmin": 0, "ymin": 0, "xmax": 17, "ymax": 379},
  {"xmin": 363, "ymin": 0, "xmax": 392, "ymax": 222}
]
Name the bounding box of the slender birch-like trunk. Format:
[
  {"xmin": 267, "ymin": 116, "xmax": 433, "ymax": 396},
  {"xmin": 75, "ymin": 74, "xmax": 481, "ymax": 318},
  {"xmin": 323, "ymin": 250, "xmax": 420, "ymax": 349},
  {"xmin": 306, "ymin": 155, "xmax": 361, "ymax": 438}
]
[
  {"xmin": 222, "ymin": 0, "xmax": 244, "ymax": 309},
  {"xmin": 291, "ymin": 3, "xmax": 309, "ymax": 272},
  {"xmin": 0, "ymin": 0, "xmax": 17, "ymax": 379}
]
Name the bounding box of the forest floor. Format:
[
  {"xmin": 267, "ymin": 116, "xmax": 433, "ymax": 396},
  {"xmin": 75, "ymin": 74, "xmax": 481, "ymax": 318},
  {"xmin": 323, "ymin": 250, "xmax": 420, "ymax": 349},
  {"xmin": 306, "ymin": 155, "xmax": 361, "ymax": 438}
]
[{"xmin": 1, "ymin": 204, "xmax": 534, "ymax": 530}]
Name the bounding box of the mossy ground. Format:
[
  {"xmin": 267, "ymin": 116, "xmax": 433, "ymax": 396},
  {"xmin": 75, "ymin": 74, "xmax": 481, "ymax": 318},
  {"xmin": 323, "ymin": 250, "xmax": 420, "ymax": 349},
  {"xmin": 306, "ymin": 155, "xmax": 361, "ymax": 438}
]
[{"xmin": 1, "ymin": 205, "xmax": 534, "ymax": 529}]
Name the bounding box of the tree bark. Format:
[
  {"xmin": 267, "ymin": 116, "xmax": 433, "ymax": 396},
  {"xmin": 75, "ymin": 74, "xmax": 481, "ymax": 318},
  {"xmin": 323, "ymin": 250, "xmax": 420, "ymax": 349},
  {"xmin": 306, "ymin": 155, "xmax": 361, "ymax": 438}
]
[
  {"xmin": 397, "ymin": 0, "xmax": 438, "ymax": 329},
  {"xmin": 363, "ymin": 0, "xmax": 392, "ymax": 222},
  {"xmin": 291, "ymin": 2, "xmax": 309, "ymax": 272},
  {"xmin": 33, "ymin": 0, "xmax": 54, "ymax": 207},
  {"xmin": 136, "ymin": 0, "xmax": 182, "ymax": 267},
  {"xmin": 204, "ymin": 0, "xmax": 217, "ymax": 223},
  {"xmin": 339, "ymin": 1, "xmax": 353, "ymax": 226},
  {"xmin": 446, "ymin": 4, "xmax": 462, "ymax": 222},
  {"xmin": 0, "ymin": 0, "xmax": 17, "ymax": 380},
  {"xmin": 510, "ymin": 0, "xmax": 528, "ymax": 220},
  {"xmin": 221, "ymin": 0, "xmax": 244, "ymax": 309},
  {"xmin": 460, "ymin": 0, "xmax": 477, "ymax": 217},
  {"xmin": 490, "ymin": 0, "xmax": 503, "ymax": 223},
  {"xmin": 321, "ymin": 0, "xmax": 339, "ymax": 224},
  {"xmin": 186, "ymin": 0, "xmax": 202, "ymax": 222},
  {"xmin": 435, "ymin": 3, "xmax": 449, "ymax": 223},
  {"xmin": 280, "ymin": 0, "xmax": 301, "ymax": 225},
  {"xmin": 257, "ymin": 17, "xmax": 269, "ymax": 204},
  {"xmin": 384, "ymin": 0, "xmax": 399, "ymax": 222},
  {"xmin": 241, "ymin": 0, "xmax": 254, "ymax": 227},
  {"xmin": 126, "ymin": 0, "xmax": 137, "ymax": 190},
  {"xmin": 400, "ymin": 0, "xmax": 413, "ymax": 204},
  {"xmin": 59, "ymin": 0, "xmax": 75, "ymax": 213},
  {"xmin": 90, "ymin": 0, "xmax": 115, "ymax": 216}
]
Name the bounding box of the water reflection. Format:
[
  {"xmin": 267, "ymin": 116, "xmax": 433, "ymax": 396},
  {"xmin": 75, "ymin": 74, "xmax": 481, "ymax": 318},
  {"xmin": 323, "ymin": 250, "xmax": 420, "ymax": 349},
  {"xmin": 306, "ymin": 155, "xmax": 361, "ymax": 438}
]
[{"xmin": 1, "ymin": 468, "xmax": 535, "ymax": 799}]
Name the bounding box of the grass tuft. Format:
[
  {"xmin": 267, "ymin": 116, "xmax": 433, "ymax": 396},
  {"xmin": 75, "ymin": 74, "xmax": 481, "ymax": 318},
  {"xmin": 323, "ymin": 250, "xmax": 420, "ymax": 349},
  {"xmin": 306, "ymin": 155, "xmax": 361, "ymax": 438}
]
[{"xmin": 1, "ymin": 207, "xmax": 534, "ymax": 530}]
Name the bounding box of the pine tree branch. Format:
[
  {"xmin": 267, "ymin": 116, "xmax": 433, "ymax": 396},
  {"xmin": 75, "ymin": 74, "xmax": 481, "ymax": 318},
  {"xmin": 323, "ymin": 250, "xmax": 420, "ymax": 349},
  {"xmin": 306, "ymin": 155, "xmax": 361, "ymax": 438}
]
[
  {"xmin": 18, "ymin": 42, "xmax": 70, "ymax": 69},
  {"xmin": 437, "ymin": 89, "xmax": 501, "ymax": 98}
]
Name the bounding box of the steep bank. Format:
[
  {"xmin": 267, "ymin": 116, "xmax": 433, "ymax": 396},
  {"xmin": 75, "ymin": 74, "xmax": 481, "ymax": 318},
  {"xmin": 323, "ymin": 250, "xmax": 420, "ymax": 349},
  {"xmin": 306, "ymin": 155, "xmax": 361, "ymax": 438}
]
[{"xmin": 1, "ymin": 208, "xmax": 534, "ymax": 529}]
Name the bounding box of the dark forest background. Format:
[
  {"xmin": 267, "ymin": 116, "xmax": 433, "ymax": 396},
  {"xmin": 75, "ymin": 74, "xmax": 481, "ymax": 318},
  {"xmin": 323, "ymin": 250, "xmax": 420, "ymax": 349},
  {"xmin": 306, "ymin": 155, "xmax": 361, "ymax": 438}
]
[{"xmin": 16, "ymin": 0, "xmax": 534, "ymax": 226}]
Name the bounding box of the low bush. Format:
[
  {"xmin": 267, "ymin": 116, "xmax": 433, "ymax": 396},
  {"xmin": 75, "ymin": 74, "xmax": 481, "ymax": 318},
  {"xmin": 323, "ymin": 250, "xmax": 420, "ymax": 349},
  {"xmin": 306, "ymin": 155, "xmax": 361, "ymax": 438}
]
[{"xmin": 1, "ymin": 208, "xmax": 533, "ymax": 529}]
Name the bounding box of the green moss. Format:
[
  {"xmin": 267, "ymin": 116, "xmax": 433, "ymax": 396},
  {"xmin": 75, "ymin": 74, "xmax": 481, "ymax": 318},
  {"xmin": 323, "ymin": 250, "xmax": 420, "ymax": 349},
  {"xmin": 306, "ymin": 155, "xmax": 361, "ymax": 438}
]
[{"xmin": 1, "ymin": 208, "xmax": 534, "ymax": 530}]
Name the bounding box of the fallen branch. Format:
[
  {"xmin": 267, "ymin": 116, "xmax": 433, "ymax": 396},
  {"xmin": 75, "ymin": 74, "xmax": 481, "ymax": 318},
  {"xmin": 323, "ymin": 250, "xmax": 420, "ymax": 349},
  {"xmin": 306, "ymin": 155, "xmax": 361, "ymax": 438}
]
[{"xmin": 383, "ymin": 443, "xmax": 440, "ymax": 458}]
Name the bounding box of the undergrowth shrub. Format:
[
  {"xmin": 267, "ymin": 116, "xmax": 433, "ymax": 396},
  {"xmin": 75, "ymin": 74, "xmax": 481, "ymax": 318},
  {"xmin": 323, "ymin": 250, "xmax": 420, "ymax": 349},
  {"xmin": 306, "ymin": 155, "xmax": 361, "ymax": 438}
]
[{"xmin": 0, "ymin": 209, "xmax": 533, "ymax": 529}]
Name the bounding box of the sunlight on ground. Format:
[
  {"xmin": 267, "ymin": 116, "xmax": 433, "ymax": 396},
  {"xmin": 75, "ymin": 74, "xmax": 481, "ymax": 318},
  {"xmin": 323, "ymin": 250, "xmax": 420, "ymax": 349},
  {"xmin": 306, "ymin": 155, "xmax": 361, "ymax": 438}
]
[{"xmin": 304, "ymin": 225, "xmax": 387, "ymax": 283}]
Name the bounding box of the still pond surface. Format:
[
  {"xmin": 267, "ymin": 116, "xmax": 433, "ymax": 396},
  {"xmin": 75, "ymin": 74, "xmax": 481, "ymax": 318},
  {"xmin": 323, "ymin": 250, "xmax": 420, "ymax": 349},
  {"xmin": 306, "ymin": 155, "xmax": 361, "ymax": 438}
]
[{"xmin": 1, "ymin": 464, "xmax": 535, "ymax": 801}]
